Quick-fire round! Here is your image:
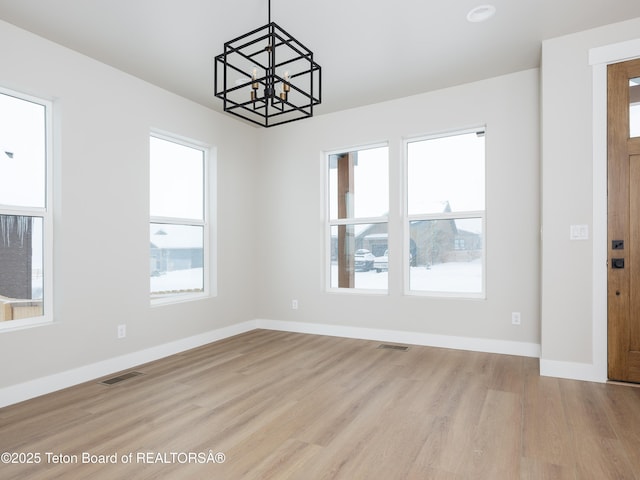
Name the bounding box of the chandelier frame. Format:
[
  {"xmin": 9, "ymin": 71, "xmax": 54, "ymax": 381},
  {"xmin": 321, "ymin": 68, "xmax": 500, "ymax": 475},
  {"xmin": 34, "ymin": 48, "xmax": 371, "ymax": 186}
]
[{"xmin": 214, "ymin": 9, "xmax": 321, "ymax": 128}]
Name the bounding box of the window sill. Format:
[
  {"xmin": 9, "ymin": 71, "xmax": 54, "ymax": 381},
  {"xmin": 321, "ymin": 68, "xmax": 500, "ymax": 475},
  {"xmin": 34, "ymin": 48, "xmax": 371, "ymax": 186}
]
[
  {"xmin": 0, "ymin": 316, "xmax": 54, "ymax": 333},
  {"xmin": 150, "ymin": 291, "xmax": 211, "ymax": 307}
]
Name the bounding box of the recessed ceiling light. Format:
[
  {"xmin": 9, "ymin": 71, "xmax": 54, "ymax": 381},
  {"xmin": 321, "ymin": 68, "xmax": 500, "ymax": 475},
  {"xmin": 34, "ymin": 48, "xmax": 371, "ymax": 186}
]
[{"xmin": 467, "ymin": 5, "xmax": 496, "ymax": 23}]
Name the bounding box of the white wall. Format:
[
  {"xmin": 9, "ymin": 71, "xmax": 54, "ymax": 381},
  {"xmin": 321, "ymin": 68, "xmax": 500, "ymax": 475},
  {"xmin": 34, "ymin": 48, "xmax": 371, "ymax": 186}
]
[
  {"xmin": 255, "ymin": 69, "xmax": 541, "ymax": 351},
  {"xmin": 540, "ymin": 17, "xmax": 640, "ymax": 380},
  {"xmin": 0, "ymin": 19, "xmax": 259, "ymax": 390}
]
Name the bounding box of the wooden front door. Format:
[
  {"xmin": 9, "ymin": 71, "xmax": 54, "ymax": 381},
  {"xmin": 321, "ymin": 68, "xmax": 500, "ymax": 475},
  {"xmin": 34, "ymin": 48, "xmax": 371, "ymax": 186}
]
[{"xmin": 608, "ymin": 58, "xmax": 640, "ymax": 383}]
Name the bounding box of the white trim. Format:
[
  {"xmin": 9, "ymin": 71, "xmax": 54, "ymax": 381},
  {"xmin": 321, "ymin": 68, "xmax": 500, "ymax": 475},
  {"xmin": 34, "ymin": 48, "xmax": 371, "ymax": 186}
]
[
  {"xmin": 589, "ymin": 38, "xmax": 640, "ymax": 66},
  {"xmin": 324, "ymin": 140, "xmax": 390, "ymax": 159},
  {"xmin": 208, "ymin": 145, "xmax": 218, "ymax": 298},
  {"xmin": 1, "ymin": 318, "xmax": 543, "ymax": 408},
  {"xmin": 320, "ymin": 149, "xmax": 330, "ymax": 292},
  {"xmin": 403, "ymin": 125, "xmax": 487, "ymax": 144},
  {"xmin": 149, "ymin": 132, "xmax": 212, "ymax": 306},
  {"xmin": 540, "ymin": 359, "xmax": 606, "ymax": 383},
  {"xmin": 403, "ymin": 127, "xmax": 487, "ymax": 299},
  {"xmin": 256, "ymin": 319, "xmax": 541, "ymax": 358},
  {"xmin": 324, "ymin": 143, "xmax": 390, "ymax": 293},
  {"xmin": 0, "ymin": 87, "xmax": 53, "ymax": 331},
  {"xmin": 591, "ymin": 60, "xmax": 609, "ymax": 384},
  {"xmin": 0, "ymin": 316, "xmax": 53, "ymax": 332},
  {"xmin": 587, "ymin": 38, "xmax": 640, "ymax": 384},
  {"xmin": 407, "ymin": 210, "xmax": 485, "ymax": 222},
  {"xmin": 0, "ymin": 321, "xmax": 257, "ymax": 408},
  {"xmin": 326, "ymin": 287, "xmax": 389, "ymax": 295},
  {"xmin": 329, "ymin": 217, "xmax": 388, "ymax": 226}
]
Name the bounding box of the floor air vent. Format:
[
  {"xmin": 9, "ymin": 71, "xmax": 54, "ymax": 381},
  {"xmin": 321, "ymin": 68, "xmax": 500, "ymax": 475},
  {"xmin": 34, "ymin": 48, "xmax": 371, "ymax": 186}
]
[
  {"xmin": 377, "ymin": 344, "xmax": 409, "ymax": 351},
  {"xmin": 100, "ymin": 371, "xmax": 144, "ymax": 385}
]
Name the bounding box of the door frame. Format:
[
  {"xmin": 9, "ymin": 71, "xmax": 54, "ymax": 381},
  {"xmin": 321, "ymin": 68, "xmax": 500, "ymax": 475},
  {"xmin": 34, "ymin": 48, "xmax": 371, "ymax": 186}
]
[{"xmin": 590, "ymin": 38, "xmax": 640, "ymax": 382}]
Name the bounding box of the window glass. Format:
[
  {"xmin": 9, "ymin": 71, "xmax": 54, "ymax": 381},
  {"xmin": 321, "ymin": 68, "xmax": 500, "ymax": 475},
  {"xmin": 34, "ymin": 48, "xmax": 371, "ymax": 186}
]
[
  {"xmin": 0, "ymin": 89, "xmax": 50, "ymax": 326},
  {"xmin": 329, "ymin": 146, "xmax": 388, "ymax": 220},
  {"xmin": 329, "ymin": 223, "xmax": 388, "ymax": 290},
  {"xmin": 150, "ymin": 136, "xmax": 204, "ymax": 220},
  {"xmin": 408, "ymin": 132, "xmax": 485, "ymax": 215},
  {"xmin": 150, "ymin": 223, "xmax": 204, "ymax": 297},
  {"xmin": 0, "ymin": 93, "xmax": 46, "ymax": 208},
  {"xmin": 407, "ymin": 130, "xmax": 485, "ymax": 296},
  {"xmin": 409, "ymin": 218, "xmax": 483, "ymax": 294},
  {"xmin": 0, "ymin": 216, "xmax": 44, "ymax": 321},
  {"xmin": 150, "ymin": 134, "xmax": 207, "ymax": 302},
  {"xmin": 327, "ymin": 144, "xmax": 388, "ymax": 292},
  {"xmin": 630, "ymin": 77, "xmax": 640, "ymax": 138}
]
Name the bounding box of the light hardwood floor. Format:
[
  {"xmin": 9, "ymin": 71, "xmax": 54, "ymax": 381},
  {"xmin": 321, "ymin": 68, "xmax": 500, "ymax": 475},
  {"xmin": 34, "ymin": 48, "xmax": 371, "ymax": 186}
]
[{"xmin": 1, "ymin": 329, "xmax": 639, "ymax": 479}]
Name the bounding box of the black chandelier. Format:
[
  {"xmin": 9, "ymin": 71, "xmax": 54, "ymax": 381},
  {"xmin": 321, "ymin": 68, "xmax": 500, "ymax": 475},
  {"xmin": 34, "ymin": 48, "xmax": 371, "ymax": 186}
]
[{"xmin": 214, "ymin": 0, "xmax": 321, "ymax": 127}]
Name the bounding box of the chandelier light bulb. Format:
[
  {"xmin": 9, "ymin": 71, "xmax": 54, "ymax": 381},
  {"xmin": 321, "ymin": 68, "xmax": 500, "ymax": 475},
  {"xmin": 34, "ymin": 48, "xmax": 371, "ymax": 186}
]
[
  {"xmin": 283, "ymin": 70, "xmax": 291, "ymax": 92},
  {"xmin": 251, "ymin": 66, "xmax": 259, "ymax": 93}
]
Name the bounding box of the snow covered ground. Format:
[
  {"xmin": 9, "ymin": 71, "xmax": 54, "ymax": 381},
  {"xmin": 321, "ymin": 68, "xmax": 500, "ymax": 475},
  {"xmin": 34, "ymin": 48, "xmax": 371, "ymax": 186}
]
[
  {"xmin": 150, "ymin": 267, "xmax": 203, "ymax": 293},
  {"xmin": 409, "ymin": 260, "xmax": 482, "ymax": 293},
  {"xmin": 331, "ymin": 259, "xmax": 482, "ymax": 293},
  {"xmin": 150, "ymin": 260, "xmax": 482, "ymax": 295}
]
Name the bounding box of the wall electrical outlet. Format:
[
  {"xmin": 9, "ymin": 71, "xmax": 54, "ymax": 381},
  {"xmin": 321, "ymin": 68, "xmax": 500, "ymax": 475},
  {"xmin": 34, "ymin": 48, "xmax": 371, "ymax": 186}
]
[
  {"xmin": 291, "ymin": 299, "xmax": 298, "ymax": 310},
  {"xmin": 511, "ymin": 312, "xmax": 521, "ymax": 326},
  {"xmin": 117, "ymin": 324, "xmax": 127, "ymax": 338}
]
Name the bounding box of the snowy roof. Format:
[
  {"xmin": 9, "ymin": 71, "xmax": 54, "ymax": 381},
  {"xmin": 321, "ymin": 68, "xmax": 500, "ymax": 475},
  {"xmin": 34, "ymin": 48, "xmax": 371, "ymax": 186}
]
[{"xmin": 150, "ymin": 225, "xmax": 202, "ymax": 249}]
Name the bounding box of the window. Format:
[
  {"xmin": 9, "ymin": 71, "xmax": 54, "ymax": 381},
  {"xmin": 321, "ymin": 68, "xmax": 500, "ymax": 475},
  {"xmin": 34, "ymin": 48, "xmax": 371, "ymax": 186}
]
[
  {"xmin": 0, "ymin": 88, "xmax": 52, "ymax": 329},
  {"xmin": 327, "ymin": 144, "xmax": 388, "ymax": 291},
  {"xmin": 630, "ymin": 77, "xmax": 640, "ymax": 138},
  {"xmin": 150, "ymin": 134, "xmax": 209, "ymax": 303},
  {"xmin": 406, "ymin": 129, "xmax": 485, "ymax": 297}
]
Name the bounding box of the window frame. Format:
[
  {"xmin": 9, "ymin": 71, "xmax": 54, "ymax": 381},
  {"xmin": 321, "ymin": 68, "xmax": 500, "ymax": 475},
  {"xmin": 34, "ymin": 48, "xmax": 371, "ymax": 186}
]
[
  {"xmin": 324, "ymin": 142, "xmax": 389, "ymax": 294},
  {"xmin": 403, "ymin": 127, "xmax": 487, "ymax": 299},
  {"xmin": 0, "ymin": 86, "xmax": 54, "ymax": 331},
  {"xmin": 149, "ymin": 131, "xmax": 212, "ymax": 306}
]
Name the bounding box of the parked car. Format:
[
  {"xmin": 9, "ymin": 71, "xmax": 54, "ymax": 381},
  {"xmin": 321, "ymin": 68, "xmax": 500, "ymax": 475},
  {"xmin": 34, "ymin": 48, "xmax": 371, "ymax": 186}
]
[
  {"xmin": 374, "ymin": 250, "xmax": 389, "ymax": 272},
  {"xmin": 354, "ymin": 249, "xmax": 375, "ymax": 271},
  {"xmin": 374, "ymin": 250, "xmax": 415, "ymax": 272}
]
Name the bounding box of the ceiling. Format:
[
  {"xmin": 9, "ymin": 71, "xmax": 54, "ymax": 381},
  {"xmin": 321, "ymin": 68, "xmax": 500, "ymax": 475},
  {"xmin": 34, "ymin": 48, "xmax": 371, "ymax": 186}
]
[{"xmin": 1, "ymin": 0, "xmax": 640, "ymax": 120}]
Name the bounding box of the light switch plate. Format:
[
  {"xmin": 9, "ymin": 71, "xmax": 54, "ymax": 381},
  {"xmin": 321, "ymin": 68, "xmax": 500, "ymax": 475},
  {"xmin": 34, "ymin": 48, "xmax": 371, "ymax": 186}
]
[{"xmin": 570, "ymin": 224, "xmax": 589, "ymax": 240}]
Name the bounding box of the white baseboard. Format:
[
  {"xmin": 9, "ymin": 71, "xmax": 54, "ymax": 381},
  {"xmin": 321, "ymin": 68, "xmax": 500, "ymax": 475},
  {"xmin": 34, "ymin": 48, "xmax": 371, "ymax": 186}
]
[
  {"xmin": 0, "ymin": 320, "xmax": 257, "ymax": 408},
  {"xmin": 539, "ymin": 358, "xmax": 607, "ymax": 383},
  {"xmin": 1, "ymin": 319, "xmax": 546, "ymax": 408},
  {"xmin": 256, "ymin": 319, "xmax": 541, "ymax": 358}
]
